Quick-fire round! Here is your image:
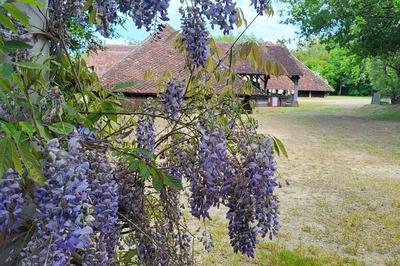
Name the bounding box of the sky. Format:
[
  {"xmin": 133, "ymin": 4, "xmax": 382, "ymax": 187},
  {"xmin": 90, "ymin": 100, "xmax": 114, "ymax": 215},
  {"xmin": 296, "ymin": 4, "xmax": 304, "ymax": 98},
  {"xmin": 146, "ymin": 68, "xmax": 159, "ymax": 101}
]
[{"xmin": 105, "ymin": 1, "xmax": 298, "ymax": 49}]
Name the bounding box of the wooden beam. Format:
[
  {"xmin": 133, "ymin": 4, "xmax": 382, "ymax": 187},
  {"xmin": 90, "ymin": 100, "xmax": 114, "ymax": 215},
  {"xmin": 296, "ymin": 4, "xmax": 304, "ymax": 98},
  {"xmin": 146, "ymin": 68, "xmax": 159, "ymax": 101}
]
[{"xmin": 290, "ymin": 76, "xmax": 300, "ymax": 107}]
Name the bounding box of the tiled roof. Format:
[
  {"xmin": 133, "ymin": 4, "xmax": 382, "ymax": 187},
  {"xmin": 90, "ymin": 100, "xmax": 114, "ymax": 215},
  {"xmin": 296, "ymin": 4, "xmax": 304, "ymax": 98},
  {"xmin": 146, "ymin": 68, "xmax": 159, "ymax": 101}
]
[
  {"xmin": 216, "ymin": 41, "xmax": 303, "ymax": 77},
  {"xmin": 97, "ymin": 25, "xmax": 333, "ymax": 94},
  {"xmin": 87, "ymin": 44, "xmax": 135, "ymax": 76},
  {"xmin": 268, "ymin": 60, "xmax": 334, "ymax": 92},
  {"xmin": 101, "ymin": 25, "xmax": 187, "ymax": 94}
]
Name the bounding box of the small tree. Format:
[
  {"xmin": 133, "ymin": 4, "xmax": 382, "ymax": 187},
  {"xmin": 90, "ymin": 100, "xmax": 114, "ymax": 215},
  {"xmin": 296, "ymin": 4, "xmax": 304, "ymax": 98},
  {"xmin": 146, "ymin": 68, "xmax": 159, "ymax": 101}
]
[{"xmin": 366, "ymin": 53, "xmax": 400, "ymax": 104}]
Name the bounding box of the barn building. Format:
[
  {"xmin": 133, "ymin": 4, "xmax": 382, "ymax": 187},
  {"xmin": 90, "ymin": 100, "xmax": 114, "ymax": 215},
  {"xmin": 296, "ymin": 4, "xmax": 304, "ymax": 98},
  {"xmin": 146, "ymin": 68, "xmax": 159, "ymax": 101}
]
[{"xmin": 88, "ymin": 25, "xmax": 333, "ymax": 108}]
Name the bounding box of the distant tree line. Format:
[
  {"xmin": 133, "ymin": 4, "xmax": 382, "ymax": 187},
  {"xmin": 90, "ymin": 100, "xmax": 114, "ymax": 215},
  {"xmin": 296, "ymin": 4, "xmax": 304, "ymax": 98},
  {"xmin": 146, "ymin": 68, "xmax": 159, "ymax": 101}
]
[
  {"xmin": 280, "ymin": 0, "xmax": 400, "ymax": 104},
  {"xmin": 293, "ymin": 42, "xmax": 373, "ymax": 96}
]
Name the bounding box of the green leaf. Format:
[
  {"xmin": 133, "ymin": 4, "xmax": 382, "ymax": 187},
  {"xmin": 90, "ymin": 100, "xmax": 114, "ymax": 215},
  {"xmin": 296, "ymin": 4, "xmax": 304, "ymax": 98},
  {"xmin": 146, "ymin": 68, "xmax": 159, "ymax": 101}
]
[
  {"xmin": 135, "ymin": 148, "xmax": 155, "ymax": 161},
  {"xmin": 121, "ymin": 249, "xmax": 137, "ymax": 264},
  {"xmin": 37, "ymin": 124, "xmax": 53, "ymax": 141},
  {"xmin": 138, "ymin": 162, "xmax": 151, "ymax": 179},
  {"xmin": 163, "ymin": 173, "xmax": 183, "ymax": 190},
  {"xmin": 144, "ymin": 70, "xmax": 153, "ymax": 80},
  {"xmin": 152, "ymin": 175, "xmax": 162, "ymax": 191},
  {"xmin": 16, "ymin": 140, "xmax": 44, "ymax": 185},
  {"xmin": 13, "ymin": 61, "xmax": 44, "ymax": 70},
  {"xmin": 114, "ymin": 80, "xmax": 136, "ymax": 90},
  {"xmin": 16, "ymin": 0, "xmax": 45, "ymax": 7},
  {"xmin": 19, "ymin": 121, "xmax": 35, "ymax": 138},
  {"xmin": 0, "ymin": 12, "xmax": 16, "ymax": 32},
  {"xmin": 0, "ymin": 63, "xmax": 13, "ymax": 81},
  {"xmin": 273, "ymin": 136, "xmax": 288, "ymax": 158},
  {"xmin": 82, "ymin": 0, "xmax": 94, "ymax": 11},
  {"xmin": 128, "ymin": 160, "xmax": 139, "ymax": 172},
  {"xmin": 48, "ymin": 122, "xmax": 75, "ymax": 135},
  {"xmin": 11, "ymin": 141, "xmax": 23, "ymax": 175},
  {"xmin": 0, "ymin": 137, "xmax": 13, "ymax": 178},
  {"xmin": 1, "ymin": 122, "xmax": 17, "ymax": 136},
  {"xmin": 2, "ymin": 3, "xmax": 30, "ymax": 26},
  {"xmin": 4, "ymin": 40, "xmax": 32, "ymax": 50},
  {"xmin": 88, "ymin": 8, "xmax": 97, "ymax": 24},
  {"xmin": 85, "ymin": 112, "xmax": 101, "ymax": 127}
]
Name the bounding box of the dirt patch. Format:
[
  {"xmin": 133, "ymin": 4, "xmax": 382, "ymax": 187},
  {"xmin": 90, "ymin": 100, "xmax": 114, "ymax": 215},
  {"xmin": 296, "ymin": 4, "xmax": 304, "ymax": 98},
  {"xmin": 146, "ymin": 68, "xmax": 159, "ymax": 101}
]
[{"xmin": 252, "ymin": 99, "xmax": 400, "ymax": 265}]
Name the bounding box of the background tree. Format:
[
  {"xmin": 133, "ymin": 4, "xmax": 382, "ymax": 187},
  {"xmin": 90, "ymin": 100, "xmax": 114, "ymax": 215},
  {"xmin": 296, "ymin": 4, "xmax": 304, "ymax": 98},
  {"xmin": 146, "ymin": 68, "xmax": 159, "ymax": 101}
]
[
  {"xmin": 280, "ymin": 0, "xmax": 400, "ymax": 103},
  {"xmin": 366, "ymin": 52, "xmax": 400, "ymax": 104},
  {"xmin": 293, "ymin": 41, "xmax": 373, "ymax": 96}
]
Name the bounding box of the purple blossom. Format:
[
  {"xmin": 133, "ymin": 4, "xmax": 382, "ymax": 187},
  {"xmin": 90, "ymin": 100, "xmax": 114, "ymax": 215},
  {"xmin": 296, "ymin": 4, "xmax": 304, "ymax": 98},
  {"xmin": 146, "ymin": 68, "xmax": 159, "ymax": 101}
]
[
  {"xmin": 84, "ymin": 150, "xmax": 120, "ymax": 264},
  {"xmin": 181, "ymin": 7, "xmax": 209, "ymax": 67},
  {"xmin": 128, "ymin": 0, "xmax": 170, "ymax": 30},
  {"xmin": 189, "ymin": 125, "xmax": 228, "ymax": 219},
  {"xmin": 94, "ymin": 0, "xmax": 118, "ymax": 37},
  {"xmin": 136, "ymin": 114, "xmax": 156, "ymax": 153},
  {"xmin": 224, "ymin": 136, "xmax": 279, "ymax": 257},
  {"xmin": 226, "ymin": 188, "xmax": 258, "ymax": 257},
  {"xmin": 76, "ymin": 126, "xmax": 95, "ymax": 141},
  {"xmin": 162, "ymin": 79, "xmax": 185, "ymax": 121},
  {"xmin": 0, "ymin": 170, "xmax": 24, "ymax": 233},
  {"xmin": 206, "ymin": 0, "xmax": 237, "ymax": 34},
  {"xmin": 250, "ymin": 0, "xmax": 271, "ymax": 15},
  {"xmin": 21, "ymin": 139, "xmax": 92, "ymax": 265},
  {"xmin": 244, "ymin": 137, "xmax": 279, "ymax": 238}
]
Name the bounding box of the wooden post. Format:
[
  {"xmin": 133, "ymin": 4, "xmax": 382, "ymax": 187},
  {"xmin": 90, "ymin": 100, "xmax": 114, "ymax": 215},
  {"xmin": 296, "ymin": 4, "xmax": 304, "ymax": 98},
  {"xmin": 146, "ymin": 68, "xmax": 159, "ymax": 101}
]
[{"xmin": 291, "ymin": 76, "xmax": 299, "ymax": 107}]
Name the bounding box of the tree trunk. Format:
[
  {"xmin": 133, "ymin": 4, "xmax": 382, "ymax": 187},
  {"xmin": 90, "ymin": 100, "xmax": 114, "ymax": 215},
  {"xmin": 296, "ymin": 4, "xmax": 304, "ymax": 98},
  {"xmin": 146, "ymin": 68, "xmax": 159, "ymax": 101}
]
[{"xmin": 16, "ymin": 0, "xmax": 49, "ymax": 58}]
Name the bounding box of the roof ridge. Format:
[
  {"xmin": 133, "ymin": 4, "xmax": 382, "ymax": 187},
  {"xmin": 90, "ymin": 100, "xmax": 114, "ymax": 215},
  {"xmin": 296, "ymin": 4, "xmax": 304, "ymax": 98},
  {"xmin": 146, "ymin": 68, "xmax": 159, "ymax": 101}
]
[{"xmin": 101, "ymin": 24, "xmax": 180, "ymax": 79}]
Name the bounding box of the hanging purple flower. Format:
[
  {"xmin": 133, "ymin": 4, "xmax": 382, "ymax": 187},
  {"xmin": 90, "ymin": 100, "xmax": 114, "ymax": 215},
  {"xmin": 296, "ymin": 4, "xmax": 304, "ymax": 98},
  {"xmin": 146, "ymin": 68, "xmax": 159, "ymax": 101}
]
[
  {"xmin": 244, "ymin": 137, "xmax": 279, "ymax": 238},
  {"xmin": 181, "ymin": 7, "xmax": 209, "ymax": 67},
  {"xmin": 162, "ymin": 79, "xmax": 185, "ymax": 121},
  {"xmin": 21, "ymin": 139, "xmax": 92, "ymax": 265},
  {"xmin": 136, "ymin": 114, "xmax": 156, "ymax": 153},
  {"xmin": 83, "ymin": 150, "xmax": 120, "ymax": 264},
  {"xmin": 0, "ymin": 170, "xmax": 24, "ymax": 233},
  {"xmin": 250, "ymin": 0, "xmax": 271, "ymax": 15},
  {"xmin": 189, "ymin": 125, "xmax": 228, "ymax": 219},
  {"xmin": 206, "ymin": 0, "xmax": 237, "ymax": 34},
  {"xmin": 128, "ymin": 0, "xmax": 171, "ymax": 30}
]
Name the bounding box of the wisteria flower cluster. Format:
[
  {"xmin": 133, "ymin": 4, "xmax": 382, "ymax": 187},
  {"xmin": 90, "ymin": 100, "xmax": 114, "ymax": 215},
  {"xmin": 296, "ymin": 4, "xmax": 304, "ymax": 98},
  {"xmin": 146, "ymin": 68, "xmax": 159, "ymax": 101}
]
[
  {"xmin": 162, "ymin": 79, "xmax": 185, "ymax": 121},
  {"xmin": 0, "ymin": 170, "xmax": 24, "ymax": 233},
  {"xmin": 181, "ymin": 7, "xmax": 209, "ymax": 67},
  {"xmin": 251, "ymin": 0, "xmax": 271, "ymax": 15},
  {"xmin": 136, "ymin": 114, "xmax": 156, "ymax": 153},
  {"xmin": 205, "ymin": 0, "xmax": 238, "ymax": 34},
  {"xmin": 84, "ymin": 149, "xmax": 120, "ymax": 264},
  {"xmin": 128, "ymin": 0, "xmax": 171, "ymax": 30},
  {"xmin": 225, "ymin": 136, "xmax": 279, "ymax": 257},
  {"xmin": 189, "ymin": 124, "xmax": 229, "ymax": 219},
  {"xmin": 21, "ymin": 138, "xmax": 92, "ymax": 265},
  {"xmin": 14, "ymin": 130, "xmax": 121, "ymax": 265}
]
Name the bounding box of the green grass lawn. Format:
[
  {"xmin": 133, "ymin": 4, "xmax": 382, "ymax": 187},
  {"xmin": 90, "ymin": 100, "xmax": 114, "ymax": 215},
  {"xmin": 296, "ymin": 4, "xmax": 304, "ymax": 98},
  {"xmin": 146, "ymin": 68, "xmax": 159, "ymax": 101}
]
[{"xmin": 355, "ymin": 104, "xmax": 400, "ymax": 120}]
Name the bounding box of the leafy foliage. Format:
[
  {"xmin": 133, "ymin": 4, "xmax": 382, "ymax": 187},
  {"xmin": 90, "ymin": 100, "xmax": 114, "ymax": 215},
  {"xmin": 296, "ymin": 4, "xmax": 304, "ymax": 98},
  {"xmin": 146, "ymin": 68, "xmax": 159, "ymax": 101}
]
[
  {"xmin": 281, "ymin": 0, "xmax": 400, "ymax": 103},
  {"xmin": 280, "ymin": 0, "xmax": 400, "ymax": 58},
  {"xmin": 293, "ymin": 41, "xmax": 373, "ymax": 96}
]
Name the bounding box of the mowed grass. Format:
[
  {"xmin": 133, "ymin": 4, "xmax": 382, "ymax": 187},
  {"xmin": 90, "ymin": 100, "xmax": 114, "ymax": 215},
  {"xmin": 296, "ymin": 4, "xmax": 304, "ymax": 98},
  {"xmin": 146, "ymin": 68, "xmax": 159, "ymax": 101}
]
[{"xmin": 195, "ymin": 97, "xmax": 400, "ymax": 266}]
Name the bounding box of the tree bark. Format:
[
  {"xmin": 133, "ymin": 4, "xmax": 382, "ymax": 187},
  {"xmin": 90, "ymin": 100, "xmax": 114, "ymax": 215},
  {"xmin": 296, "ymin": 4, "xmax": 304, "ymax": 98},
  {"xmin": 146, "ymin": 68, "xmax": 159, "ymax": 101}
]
[{"xmin": 16, "ymin": 0, "xmax": 49, "ymax": 59}]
